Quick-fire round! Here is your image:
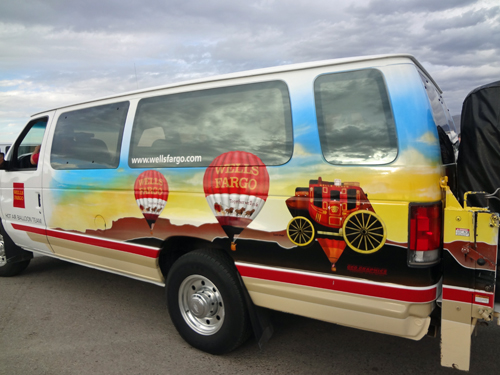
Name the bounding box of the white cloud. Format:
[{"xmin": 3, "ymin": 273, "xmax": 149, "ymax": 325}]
[
  {"xmin": 0, "ymin": 0, "xmax": 498, "ymax": 139},
  {"xmin": 418, "ymin": 132, "xmax": 439, "ymax": 145}
]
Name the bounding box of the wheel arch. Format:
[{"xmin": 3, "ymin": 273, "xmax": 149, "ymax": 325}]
[
  {"xmin": 158, "ymin": 236, "xmax": 234, "ymax": 280},
  {"xmin": 0, "ymin": 219, "xmax": 33, "ymax": 264}
]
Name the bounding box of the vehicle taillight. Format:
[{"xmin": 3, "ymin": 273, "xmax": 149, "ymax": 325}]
[{"xmin": 408, "ymin": 202, "xmax": 442, "ymax": 266}]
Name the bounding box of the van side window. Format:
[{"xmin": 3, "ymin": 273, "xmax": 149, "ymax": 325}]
[
  {"xmin": 51, "ymin": 102, "xmax": 129, "ymax": 170},
  {"xmin": 418, "ymin": 71, "xmax": 458, "ymax": 164},
  {"xmin": 129, "ymin": 81, "xmax": 293, "ymax": 167},
  {"xmin": 315, "ymin": 69, "xmax": 398, "ymax": 165},
  {"xmin": 10, "ymin": 118, "xmax": 47, "ymax": 170}
]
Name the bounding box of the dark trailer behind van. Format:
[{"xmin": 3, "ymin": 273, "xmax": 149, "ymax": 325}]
[
  {"xmin": 456, "ymin": 80, "xmax": 500, "ymax": 304},
  {"xmin": 458, "ymin": 80, "xmax": 500, "ymax": 212}
]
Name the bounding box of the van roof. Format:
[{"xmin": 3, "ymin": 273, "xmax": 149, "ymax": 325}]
[{"xmin": 32, "ymin": 53, "xmax": 439, "ymax": 117}]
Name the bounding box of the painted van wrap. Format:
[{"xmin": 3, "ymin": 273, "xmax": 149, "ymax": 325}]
[{"xmin": 34, "ymin": 61, "xmax": 443, "ymax": 289}]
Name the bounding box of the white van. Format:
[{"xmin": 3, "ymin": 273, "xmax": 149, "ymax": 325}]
[{"xmin": 0, "ymin": 54, "xmax": 497, "ymax": 371}]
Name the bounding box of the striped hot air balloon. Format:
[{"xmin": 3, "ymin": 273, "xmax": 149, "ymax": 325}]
[
  {"xmin": 203, "ymin": 151, "xmax": 269, "ymax": 250},
  {"xmin": 134, "ymin": 170, "xmax": 169, "ymax": 233}
]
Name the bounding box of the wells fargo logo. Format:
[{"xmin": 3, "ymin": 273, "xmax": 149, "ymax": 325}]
[
  {"xmin": 213, "ymin": 164, "xmax": 260, "ymax": 190},
  {"xmin": 13, "ymin": 183, "xmax": 25, "ymax": 209},
  {"xmin": 135, "ymin": 174, "xmax": 167, "ymax": 196}
]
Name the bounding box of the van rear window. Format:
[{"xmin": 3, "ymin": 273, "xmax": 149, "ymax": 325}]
[
  {"xmin": 314, "ymin": 69, "xmax": 397, "ymax": 165},
  {"xmin": 129, "ymin": 81, "xmax": 293, "ymax": 167}
]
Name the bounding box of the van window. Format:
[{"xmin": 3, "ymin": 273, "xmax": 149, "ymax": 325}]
[
  {"xmin": 11, "ymin": 119, "xmax": 47, "ymax": 170},
  {"xmin": 315, "ymin": 69, "xmax": 398, "ymax": 165},
  {"xmin": 129, "ymin": 81, "xmax": 293, "ymax": 167},
  {"xmin": 418, "ymin": 72, "xmax": 458, "ymax": 140},
  {"xmin": 418, "ymin": 71, "xmax": 458, "ymax": 164},
  {"xmin": 51, "ymin": 102, "xmax": 129, "ymax": 170}
]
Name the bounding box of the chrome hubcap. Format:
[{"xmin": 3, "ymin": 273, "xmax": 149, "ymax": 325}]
[
  {"xmin": 0, "ymin": 233, "xmax": 6, "ymax": 267},
  {"xmin": 179, "ymin": 275, "xmax": 224, "ymax": 335}
]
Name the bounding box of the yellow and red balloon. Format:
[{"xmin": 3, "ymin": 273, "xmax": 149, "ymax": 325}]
[
  {"xmin": 134, "ymin": 170, "xmax": 169, "ymax": 232},
  {"xmin": 204, "ymin": 151, "xmax": 269, "ymax": 249}
]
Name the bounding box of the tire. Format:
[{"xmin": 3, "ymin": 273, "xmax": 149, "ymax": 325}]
[
  {"xmin": 0, "ymin": 230, "xmax": 31, "ymax": 277},
  {"xmin": 166, "ymin": 249, "xmax": 251, "ymax": 354}
]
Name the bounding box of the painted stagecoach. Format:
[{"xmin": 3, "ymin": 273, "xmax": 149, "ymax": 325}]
[{"xmin": 285, "ymin": 177, "xmax": 386, "ymax": 270}]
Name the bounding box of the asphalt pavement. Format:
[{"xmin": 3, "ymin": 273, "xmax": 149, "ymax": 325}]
[{"xmin": 1, "ymin": 256, "xmax": 499, "ymax": 375}]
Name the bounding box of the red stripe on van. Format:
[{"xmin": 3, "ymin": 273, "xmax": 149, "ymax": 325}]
[
  {"xmin": 442, "ymin": 286, "xmax": 494, "ymax": 308},
  {"xmin": 12, "ymin": 223, "xmax": 159, "ymax": 258},
  {"xmin": 11, "ymin": 223, "xmax": 47, "ymax": 236},
  {"xmin": 236, "ymin": 263, "xmax": 438, "ymax": 303}
]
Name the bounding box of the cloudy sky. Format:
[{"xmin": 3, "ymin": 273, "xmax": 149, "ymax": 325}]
[{"xmin": 0, "ymin": 0, "xmax": 499, "ymax": 142}]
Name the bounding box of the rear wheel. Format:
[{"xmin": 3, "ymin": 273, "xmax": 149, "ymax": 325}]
[{"xmin": 166, "ymin": 249, "xmax": 250, "ymax": 354}]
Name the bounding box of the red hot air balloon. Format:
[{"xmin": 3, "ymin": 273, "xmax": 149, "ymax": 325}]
[
  {"xmin": 134, "ymin": 170, "xmax": 169, "ymax": 233},
  {"xmin": 203, "ymin": 151, "xmax": 270, "ymax": 250}
]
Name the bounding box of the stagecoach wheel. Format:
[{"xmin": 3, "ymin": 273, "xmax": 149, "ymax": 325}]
[
  {"xmin": 342, "ymin": 210, "xmax": 386, "ymax": 254},
  {"xmin": 287, "ymin": 216, "xmax": 315, "ymax": 246},
  {"xmin": 166, "ymin": 249, "xmax": 250, "ymax": 354}
]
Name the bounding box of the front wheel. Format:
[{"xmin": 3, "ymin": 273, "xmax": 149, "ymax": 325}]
[
  {"xmin": 166, "ymin": 249, "xmax": 250, "ymax": 354},
  {"xmin": 0, "ymin": 229, "xmax": 31, "ymax": 277}
]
